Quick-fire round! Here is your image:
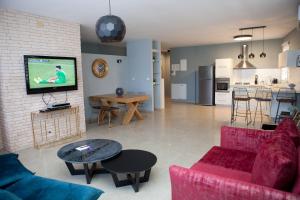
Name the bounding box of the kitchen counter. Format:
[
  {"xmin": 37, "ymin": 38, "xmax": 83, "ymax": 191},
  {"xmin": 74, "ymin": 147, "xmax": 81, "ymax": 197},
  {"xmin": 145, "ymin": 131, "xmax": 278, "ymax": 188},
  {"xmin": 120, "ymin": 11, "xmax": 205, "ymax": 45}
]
[
  {"xmin": 228, "ymin": 84, "xmax": 300, "ymax": 119},
  {"xmin": 230, "ymin": 84, "xmax": 300, "ymax": 94}
]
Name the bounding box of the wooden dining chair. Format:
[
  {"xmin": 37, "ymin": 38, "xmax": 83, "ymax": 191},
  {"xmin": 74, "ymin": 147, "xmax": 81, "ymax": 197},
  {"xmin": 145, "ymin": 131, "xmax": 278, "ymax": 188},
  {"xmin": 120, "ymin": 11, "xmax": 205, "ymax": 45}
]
[{"xmin": 89, "ymin": 97, "xmax": 119, "ymax": 128}]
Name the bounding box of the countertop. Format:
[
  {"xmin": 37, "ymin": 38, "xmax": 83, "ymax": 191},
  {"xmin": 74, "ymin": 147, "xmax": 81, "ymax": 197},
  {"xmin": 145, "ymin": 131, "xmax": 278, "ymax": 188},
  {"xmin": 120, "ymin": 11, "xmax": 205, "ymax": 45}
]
[{"xmin": 230, "ymin": 83, "xmax": 300, "ymax": 93}]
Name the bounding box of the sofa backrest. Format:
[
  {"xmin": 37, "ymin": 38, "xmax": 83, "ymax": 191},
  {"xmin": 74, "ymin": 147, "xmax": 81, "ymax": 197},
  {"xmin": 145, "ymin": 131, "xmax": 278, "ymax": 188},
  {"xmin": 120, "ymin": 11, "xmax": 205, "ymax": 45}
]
[
  {"xmin": 251, "ymin": 133, "xmax": 297, "ymax": 191},
  {"xmin": 292, "ymin": 147, "xmax": 300, "ymax": 195},
  {"xmin": 275, "ymin": 118, "xmax": 300, "ymax": 146}
]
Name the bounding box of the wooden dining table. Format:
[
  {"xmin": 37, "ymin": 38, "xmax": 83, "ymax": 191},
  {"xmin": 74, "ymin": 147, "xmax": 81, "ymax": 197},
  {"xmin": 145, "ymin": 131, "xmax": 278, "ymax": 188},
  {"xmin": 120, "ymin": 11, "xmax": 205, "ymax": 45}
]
[{"xmin": 89, "ymin": 94, "xmax": 149, "ymax": 125}]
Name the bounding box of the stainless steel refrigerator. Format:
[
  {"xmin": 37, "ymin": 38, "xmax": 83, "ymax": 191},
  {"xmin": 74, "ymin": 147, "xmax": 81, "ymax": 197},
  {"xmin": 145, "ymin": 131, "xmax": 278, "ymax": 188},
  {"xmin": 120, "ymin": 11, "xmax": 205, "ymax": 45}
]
[{"xmin": 197, "ymin": 66, "xmax": 215, "ymax": 105}]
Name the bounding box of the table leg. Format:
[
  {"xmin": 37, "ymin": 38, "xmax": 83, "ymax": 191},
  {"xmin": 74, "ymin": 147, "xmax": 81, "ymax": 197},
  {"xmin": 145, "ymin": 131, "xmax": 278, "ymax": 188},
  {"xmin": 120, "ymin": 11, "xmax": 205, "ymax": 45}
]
[
  {"xmin": 109, "ymin": 169, "xmax": 152, "ymax": 192},
  {"xmin": 122, "ymin": 102, "xmax": 143, "ymax": 125},
  {"xmin": 64, "ymin": 162, "xmax": 108, "ymax": 184},
  {"xmin": 140, "ymin": 169, "xmax": 151, "ymax": 182},
  {"xmin": 129, "ymin": 172, "xmax": 140, "ymax": 192},
  {"xmin": 133, "ymin": 103, "xmax": 144, "ymax": 120},
  {"xmin": 84, "ymin": 163, "xmax": 92, "ymax": 184}
]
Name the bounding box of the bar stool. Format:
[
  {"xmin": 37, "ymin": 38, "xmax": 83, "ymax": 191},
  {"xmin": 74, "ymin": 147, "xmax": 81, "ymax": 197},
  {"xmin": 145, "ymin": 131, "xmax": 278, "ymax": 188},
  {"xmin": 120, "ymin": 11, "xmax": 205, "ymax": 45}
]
[
  {"xmin": 253, "ymin": 87, "xmax": 272, "ymax": 125},
  {"xmin": 274, "ymin": 88, "xmax": 297, "ymax": 123},
  {"xmin": 231, "ymin": 87, "xmax": 252, "ymax": 125}
]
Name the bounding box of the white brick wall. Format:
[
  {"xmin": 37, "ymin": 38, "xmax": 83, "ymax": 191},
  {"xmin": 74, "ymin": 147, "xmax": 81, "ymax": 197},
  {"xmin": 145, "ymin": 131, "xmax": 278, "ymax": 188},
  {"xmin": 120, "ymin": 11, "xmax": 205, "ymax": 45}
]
[{"xmin": 0, "ymin": 9, "xmax": 86, "ymax": 152}]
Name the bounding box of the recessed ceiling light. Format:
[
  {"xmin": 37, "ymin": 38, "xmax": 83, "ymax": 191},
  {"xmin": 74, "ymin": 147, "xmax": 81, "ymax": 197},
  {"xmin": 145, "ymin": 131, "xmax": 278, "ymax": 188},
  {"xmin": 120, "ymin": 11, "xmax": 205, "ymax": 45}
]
[{"xmin": 233, "ymin": 34, "xmax": 252, "ymax": 41}]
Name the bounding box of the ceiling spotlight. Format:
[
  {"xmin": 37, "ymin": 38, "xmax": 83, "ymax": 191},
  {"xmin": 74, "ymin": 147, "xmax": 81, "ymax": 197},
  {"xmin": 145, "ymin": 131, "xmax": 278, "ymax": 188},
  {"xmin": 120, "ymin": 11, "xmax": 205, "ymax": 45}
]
[{"xmin": 233, "ymin": 34, "xmax": 252, "ymax": 41}]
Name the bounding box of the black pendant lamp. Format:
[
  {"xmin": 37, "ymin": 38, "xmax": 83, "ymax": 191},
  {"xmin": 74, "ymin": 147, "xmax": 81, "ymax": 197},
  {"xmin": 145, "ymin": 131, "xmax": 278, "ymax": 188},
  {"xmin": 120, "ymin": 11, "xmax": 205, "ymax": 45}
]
[
  {"xmin": 260, "ymin": 27, "xmax": 266, "ymax": 58},
  {"xmin": 95, "ymin": 0, "xmax": 126, "ymax": 42},
  {"xmin": 249, "ymin": 29, "xmax": 255, "ymax": 59}
]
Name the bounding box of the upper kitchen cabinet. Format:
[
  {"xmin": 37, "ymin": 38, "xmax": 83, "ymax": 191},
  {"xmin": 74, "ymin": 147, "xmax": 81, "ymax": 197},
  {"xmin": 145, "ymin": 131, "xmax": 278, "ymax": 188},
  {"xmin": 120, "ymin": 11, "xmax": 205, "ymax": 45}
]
[
  {"xmin": 278, "ymin": 50, "xmax": 300, "ymax": 68},
  {"xmin": 215, "ymin": 58, "xmax": 234, "ymax": 78}
]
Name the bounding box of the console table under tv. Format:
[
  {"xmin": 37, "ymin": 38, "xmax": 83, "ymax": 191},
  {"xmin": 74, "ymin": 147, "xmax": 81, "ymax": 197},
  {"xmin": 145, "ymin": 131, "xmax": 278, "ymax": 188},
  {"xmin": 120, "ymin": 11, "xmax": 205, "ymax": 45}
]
[{"xmin": 31, "ymin": 106, "xmax": 82, "ymax": 149}]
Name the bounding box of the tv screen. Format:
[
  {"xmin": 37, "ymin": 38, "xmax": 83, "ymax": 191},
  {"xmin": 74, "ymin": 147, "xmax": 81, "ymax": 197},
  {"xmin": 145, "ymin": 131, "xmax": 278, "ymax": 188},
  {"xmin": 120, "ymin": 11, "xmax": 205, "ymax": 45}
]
[{"xmin": 24, "ymin": 55, "xmax": 78, "ymax": 94}]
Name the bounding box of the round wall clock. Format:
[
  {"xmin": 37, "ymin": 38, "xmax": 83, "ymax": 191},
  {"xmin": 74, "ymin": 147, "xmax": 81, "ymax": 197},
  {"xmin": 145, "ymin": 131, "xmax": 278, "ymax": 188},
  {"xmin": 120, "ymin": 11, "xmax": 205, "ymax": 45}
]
[{"xmin": 92, "ymin": 58, "xmax": 109, "ymax": 78}]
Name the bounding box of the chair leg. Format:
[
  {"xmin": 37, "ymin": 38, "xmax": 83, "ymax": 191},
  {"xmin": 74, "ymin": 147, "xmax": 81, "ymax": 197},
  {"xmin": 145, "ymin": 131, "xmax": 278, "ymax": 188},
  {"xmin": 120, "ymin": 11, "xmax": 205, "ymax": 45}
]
[
  {"xmin": 98, "ymin": 110, "xmax": 102, "ymax": 125},
  {"xmin": 269, "ymin": 101, "xmax": 272, "ymax": 118},
  {"xmin": 275, "ymin": 102, "xmax": 280, "ymax": 123},
  {"xmin": 246, "ymin": 102, "xmax": 249, "ymax": 125},
  {"xmin": 253, "ymin": 100, "xmax": 259, "ymax": 125},
  {"xmin": 231, "ymin": 100, "xmax": 235, "ymax": 124},
  {"xmin": 259, "ymin": 101, "xmax": 263, "ymax": 124},
  {"xmin": 235, "ymin": 100, "xmax": 239, "ymax": 121},
  {"xmin": 248, "ymin": 101, "xmax": 252, "ymax": 123},
  {"xmin": 108, "ymin": 111, "xmax": 112, "ymax": 128}
]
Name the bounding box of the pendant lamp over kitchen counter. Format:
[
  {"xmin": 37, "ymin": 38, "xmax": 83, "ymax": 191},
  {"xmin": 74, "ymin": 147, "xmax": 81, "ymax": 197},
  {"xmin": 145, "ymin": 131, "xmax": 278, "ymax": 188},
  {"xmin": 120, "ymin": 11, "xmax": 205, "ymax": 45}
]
[
  {"xmin": 95, "ymin": 0, "xmax": 126, "ymax": 42},
  {"xmin": 260, "ymin": 27, "xmax": 266, "ymax": 58},
  {"xmin": 249, "ymin": 28, "xmax": 255, "ymax": 59},
  {"xmin": 234, "ymin": 26, "xmax": 267, "ymax": 60}
]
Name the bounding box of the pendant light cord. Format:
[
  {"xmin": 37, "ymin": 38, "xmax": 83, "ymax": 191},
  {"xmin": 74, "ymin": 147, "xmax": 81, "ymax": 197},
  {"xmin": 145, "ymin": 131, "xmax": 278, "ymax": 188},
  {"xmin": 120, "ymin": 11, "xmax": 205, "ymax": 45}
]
[
  {"xmin": 262, "ymin": 28, "xmax": 265, "ymax": 51},
  {"xmin": 250, "ymin": 28, "xmax": 253, "ymax": 53},
  {"xmin": 109, "ymin": 0, "xmax": 112, "ymax": 15}
]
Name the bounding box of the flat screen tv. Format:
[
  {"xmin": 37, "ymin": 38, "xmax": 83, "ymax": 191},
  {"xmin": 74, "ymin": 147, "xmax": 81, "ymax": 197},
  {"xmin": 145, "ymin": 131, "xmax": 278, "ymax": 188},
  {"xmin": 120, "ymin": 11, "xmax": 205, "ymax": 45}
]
[{"xmin": 24, "ymin": 55, "xmax": 78, "ymax": 94}]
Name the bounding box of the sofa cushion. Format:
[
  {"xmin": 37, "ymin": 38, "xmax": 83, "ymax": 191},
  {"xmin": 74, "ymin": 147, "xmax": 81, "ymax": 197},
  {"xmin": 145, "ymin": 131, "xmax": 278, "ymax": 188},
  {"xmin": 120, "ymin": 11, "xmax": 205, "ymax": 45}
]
[
  {"xmin": 292, "ymin": 147, "xmax": 300, "ymax": 194},
  {"xmin": 275, "ymin": 118, "xmax": 300, "ymax": 146},
  {"xmin": 199, "ymin": 146, "xmax": 257, "ymax": 173},
  {"xmin": 6, "ymin": 175, "xmax": 103, "ymax": 200},
  {"xmin": 0, "ymin": 189, "xmax": 21, "ymax": 200},
  {"xmin": 0, "ymin": 153, "xmax": 33, "ymax": 188},
  {"xmin": 191, "ymin": 162, "xmax": 252, "ymax": 182},
  {"xmin": 0, "ymin": 153, "xmax": 18, "ymax": 160},
  {"xmin": 251, "ymin": 133, "xmax": 297, "ymax": 191}
]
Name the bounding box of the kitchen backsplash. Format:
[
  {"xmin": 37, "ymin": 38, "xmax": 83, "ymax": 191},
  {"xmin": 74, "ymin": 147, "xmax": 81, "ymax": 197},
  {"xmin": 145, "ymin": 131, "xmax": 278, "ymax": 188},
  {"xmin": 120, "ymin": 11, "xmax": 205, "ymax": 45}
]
[
  {"xmin": 231, "ymin": 68, "xmax": 281, "ymax": 85},
  {"xmin": 287, "ymin": 68, "xmax": 300, "ymax": 91}
]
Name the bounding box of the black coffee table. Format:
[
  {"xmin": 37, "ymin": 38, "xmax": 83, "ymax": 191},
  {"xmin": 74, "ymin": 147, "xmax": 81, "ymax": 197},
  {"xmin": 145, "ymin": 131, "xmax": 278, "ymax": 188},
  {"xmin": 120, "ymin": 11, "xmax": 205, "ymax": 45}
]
[
  {"xmin": 57, "ymin": 139, "xmax": 122, "ymax": 184},
  {"xmin": 102, "ymin": 149, "xmax": 157, "ymax": 192}
]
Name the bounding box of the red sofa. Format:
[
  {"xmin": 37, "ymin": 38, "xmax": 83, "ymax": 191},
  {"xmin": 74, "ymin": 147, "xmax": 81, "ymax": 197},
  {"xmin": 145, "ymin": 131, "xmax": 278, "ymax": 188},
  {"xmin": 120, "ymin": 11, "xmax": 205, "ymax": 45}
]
[{"xmin": 170, "ymin": 118, "xmax": 300, "ymax": 200}]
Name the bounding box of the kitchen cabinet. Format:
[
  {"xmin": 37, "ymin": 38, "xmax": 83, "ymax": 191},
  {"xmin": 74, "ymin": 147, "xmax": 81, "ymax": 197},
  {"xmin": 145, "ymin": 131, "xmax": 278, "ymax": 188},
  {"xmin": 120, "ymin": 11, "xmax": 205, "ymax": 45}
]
[
  {"xmin": 278, "ymin": 50, "xmax": 300, "ymax": 68},
  {"xmin": 215, "ymin": 91, "xmax": 232, "ymax": 105},
  {"xmin": 215, "ymin": 58, "xmax": 234, "ymax": 78}
]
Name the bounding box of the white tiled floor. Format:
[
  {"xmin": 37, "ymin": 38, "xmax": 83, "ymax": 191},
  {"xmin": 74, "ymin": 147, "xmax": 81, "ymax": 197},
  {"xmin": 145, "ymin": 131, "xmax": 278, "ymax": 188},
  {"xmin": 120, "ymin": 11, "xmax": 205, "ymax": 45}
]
[{"xmin": 17, "ymin": 102, "xmax": 265, "ymax": 200}]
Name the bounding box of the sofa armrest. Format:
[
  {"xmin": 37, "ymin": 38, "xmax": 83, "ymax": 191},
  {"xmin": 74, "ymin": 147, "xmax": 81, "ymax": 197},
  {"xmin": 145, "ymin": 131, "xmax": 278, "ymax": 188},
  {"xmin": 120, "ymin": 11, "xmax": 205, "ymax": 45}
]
[
  {"xmin": 221, "ymin": 126, "xmax": 274, "ymax": 153},
  {"xmin": 169, "ymin": 165, "xmax": 298, "ymax": 200}
]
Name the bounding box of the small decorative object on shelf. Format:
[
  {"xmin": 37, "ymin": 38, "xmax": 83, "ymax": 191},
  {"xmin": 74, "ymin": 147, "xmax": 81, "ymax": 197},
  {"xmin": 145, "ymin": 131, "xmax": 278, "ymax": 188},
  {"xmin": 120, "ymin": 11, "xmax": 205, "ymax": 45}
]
[
  {"xmin": 116, "ymin": 87, "xmax": 124, "ymax": 97},
  {"xmin": 288, "ymin": 83, "xmax": 296, "ymax": 89}
]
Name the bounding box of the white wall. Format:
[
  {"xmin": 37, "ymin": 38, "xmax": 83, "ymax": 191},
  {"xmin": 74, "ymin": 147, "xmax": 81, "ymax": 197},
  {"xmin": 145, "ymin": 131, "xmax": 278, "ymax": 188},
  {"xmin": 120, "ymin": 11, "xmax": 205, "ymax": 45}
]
[
  {"xmin": 81, "ymin": 53, "xmax": 128, "ymax": 122},
  {"xmin": 0, "ymin": 9, "xmax": 85, "ymax": 151}
]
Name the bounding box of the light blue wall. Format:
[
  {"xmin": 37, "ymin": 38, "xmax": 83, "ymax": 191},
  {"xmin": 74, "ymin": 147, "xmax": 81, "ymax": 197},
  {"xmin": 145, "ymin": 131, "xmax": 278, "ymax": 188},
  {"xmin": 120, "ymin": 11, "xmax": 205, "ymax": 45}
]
[
  {"xmin": 127, "ymin": 39, "xmax": 154, "ymax": 111},
  {"xmin": 81, "ymin": 53, "xmax": 128, "ymax": 121},
  {"xmin": 170, "ymin": 39, "xmax": 282, "ymax": 103}
]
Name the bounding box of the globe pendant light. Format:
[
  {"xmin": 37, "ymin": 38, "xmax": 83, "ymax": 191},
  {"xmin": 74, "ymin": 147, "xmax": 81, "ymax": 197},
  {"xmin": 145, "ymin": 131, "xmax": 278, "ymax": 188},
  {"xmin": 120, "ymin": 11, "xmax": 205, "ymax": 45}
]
[
  {"xmin": 95, "ymin": 0, "xmax": 126, "ymax": 42},
  {"xmin": 249, "ymin": 28, "xmax": 255, "ymax": 59},
  {"xmin": 260, "ymin": 27, "xmax": 266, "ymax": 58}
]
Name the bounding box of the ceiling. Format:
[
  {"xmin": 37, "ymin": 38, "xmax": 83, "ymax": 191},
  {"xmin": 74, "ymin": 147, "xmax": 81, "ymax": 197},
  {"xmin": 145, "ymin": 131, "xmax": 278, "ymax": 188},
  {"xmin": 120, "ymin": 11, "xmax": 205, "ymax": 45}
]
[{"xmin": 1, "ymin": 0, "xmax": 299, "ymax": 49}]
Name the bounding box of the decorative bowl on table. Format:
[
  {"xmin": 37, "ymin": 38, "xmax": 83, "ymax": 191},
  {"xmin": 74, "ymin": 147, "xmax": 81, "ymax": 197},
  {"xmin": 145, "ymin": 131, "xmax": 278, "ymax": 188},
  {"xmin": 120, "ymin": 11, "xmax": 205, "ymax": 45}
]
[
  {"xmin": 116, "ymin": 88, "xmax": 124, "ymax": 97},
  {"xmin": 288, "ymin": 83, "xmax": 296, "ymax": 89}
]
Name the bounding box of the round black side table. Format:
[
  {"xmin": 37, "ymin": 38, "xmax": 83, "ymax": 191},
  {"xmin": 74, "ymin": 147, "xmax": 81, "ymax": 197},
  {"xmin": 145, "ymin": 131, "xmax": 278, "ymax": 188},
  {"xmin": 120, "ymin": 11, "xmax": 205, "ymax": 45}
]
[
  {"xmin": 57, "ymin": 139, "xmax": 122, "ymax": 184},
  {"xmin": 102, "ymin": 149, "xmax": 157, "ymax": 192}
]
